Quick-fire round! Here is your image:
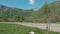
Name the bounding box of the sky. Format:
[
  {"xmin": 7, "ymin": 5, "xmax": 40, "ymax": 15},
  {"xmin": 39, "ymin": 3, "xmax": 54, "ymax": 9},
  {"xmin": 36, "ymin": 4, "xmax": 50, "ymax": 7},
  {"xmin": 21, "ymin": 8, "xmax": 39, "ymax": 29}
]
[{"xmin": 0, "ymin": 0, "xmax": 57, "ymax": 9}]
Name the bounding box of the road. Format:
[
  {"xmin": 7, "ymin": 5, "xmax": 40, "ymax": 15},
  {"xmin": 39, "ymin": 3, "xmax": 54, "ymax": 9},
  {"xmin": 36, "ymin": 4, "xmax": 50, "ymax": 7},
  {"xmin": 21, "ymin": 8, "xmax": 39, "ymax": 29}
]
[{"xmin": 0, "ymin": 22, "xmax": 60, "ymax": 32}]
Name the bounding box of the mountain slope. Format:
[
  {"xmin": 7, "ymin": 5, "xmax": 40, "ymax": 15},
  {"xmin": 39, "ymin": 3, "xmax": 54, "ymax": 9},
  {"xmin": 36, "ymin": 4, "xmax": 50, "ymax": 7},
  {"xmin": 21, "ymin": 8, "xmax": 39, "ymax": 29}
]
[
  {"xmin": 0, "ymin": 1, "xmax": 60, "ymax": 22},
  {"xmin": 0, "ymin": 5, "xmax": 33, "ymax": 22}
]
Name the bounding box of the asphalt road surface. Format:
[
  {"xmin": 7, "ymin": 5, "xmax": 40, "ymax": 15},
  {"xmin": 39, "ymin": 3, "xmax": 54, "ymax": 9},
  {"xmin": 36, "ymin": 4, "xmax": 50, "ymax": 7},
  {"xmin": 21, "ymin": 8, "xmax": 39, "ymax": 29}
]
[{"xmin": 0, "ymin": 22, "xmax": 60, "ymax": 32}]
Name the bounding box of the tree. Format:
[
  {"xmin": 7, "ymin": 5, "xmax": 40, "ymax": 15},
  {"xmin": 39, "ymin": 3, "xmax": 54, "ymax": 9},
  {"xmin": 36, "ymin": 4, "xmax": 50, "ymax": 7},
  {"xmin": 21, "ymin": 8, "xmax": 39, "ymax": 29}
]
[{"xmin": 17, "ymin": 16, "xmax": 20, "ymax": 21}]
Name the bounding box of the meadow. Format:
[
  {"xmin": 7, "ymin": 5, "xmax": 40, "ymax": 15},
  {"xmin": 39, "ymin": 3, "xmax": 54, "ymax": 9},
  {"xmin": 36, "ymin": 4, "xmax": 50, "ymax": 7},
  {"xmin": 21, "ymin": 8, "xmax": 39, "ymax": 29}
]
[{"xmin": 0, "ymin": 23, "xmax": 60, "ymax": 34}]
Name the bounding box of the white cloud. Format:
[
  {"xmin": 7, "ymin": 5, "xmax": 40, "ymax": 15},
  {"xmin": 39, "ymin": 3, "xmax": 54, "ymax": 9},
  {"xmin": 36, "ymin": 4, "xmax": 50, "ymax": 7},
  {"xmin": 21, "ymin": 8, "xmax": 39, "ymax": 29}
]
[{"xmin": 29, "ymin": 0, "xmax": 35, "ymax": 5}]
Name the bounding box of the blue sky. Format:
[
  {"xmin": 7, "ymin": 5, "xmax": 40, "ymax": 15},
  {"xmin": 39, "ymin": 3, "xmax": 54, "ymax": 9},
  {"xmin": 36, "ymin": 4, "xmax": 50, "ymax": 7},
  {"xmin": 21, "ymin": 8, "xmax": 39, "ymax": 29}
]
[{"xmin": 0, "ymin": 0, "xmax": 56, "ymax": 9}]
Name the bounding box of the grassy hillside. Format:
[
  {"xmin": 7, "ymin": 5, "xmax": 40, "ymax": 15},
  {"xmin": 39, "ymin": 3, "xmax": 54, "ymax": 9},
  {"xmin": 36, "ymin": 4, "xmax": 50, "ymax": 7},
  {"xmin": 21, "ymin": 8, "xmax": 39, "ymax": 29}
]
[
  {"xmin": 0, "ymin": 1, "xmax": 60, "ymax": 23},
  {"xmin": 0, "ymin": 5, "xmax": 33, "ymax": 22},
  {"xmin": 0, "ymin": 23, "xmax": 60, "ymax": 34},
  {"xmin": 28, "ymin": 1, "xmax": 60, "ymax": 23}
]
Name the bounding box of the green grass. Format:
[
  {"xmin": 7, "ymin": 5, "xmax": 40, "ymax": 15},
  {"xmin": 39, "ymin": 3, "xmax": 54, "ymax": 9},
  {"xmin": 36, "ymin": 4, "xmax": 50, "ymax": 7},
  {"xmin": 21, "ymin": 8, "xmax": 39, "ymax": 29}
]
[{"xmin": 0, "ymin": 23, "xmax": 60, "ymax": 34}]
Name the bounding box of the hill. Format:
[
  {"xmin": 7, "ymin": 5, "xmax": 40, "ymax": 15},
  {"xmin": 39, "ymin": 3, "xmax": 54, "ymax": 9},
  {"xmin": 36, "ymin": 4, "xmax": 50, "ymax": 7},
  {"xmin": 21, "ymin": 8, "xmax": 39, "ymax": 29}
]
[
  {"xmin": 0, "ymin": 5, "xmax": 33, "ymax": 22},
  {"xmin": 29, "ymin": 1, "xmax": 60, "ymax": 23},
  {"xmin": 0, "ymin": 1, "xmax": 60, "ymax": 23}
]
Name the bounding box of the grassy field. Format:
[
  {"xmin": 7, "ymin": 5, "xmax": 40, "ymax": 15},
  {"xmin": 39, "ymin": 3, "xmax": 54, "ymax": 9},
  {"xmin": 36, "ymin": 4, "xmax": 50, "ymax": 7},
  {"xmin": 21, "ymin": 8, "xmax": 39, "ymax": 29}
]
[{"xmin": 0, "ymin": 23, "xmax": 60, "ymax": 34}]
